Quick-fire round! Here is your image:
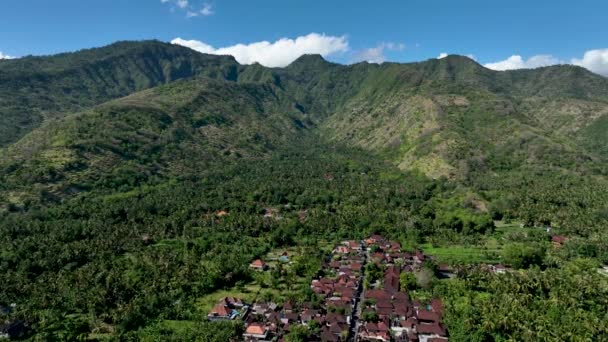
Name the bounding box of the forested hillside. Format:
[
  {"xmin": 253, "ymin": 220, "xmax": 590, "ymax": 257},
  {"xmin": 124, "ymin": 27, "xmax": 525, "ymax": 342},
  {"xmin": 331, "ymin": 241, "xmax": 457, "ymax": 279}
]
[
  {"xmin": 0, "ymin": 41, "xmax": 240, "ymax": 146},
  {"xmin": 0, "ymin": 41, "xmax": 607, "ymax": 340}
]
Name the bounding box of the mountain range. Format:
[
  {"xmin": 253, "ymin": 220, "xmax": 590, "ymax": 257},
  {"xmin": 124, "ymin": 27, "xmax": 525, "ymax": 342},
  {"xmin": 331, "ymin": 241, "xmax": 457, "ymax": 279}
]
[{"xmin": 1, "ymin": 40, "xmax": 607, "ymax": 231}]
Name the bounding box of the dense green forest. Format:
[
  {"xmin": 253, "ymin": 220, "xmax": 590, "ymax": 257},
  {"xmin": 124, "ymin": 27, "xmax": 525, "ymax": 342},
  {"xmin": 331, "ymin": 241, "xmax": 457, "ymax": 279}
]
[{"xmin": 0, "ymin": 41, "xmax": 607, "ymax": 340}]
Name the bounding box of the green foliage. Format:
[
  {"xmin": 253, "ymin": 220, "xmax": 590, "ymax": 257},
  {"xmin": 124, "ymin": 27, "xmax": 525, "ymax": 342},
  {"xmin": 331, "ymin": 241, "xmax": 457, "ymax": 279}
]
[
  {"xmin": 362, "ymin": 311, "xmax": 379, "ymax": 323},
  {"xmin": 438, "ymin": 260, "xmax": 608, "ymax": 341},
  {"xmin": 284, "ymin": 324, "xmax": 312, "ymax": 342},
  {"xmin": 400, "ymin": 272, "xmax": 418, "ymax": 291},
  {"xmin": 502, "ymin": 242, "xmax": 547, "ymax": 269}
]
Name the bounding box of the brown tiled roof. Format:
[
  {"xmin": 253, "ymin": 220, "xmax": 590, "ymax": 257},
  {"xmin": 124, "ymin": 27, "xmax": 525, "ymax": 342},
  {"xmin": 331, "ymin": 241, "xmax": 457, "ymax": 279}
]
[
  {"xmin": 250, "ymin": 259, "xmax": 266, "ymax": 267},
  {"xmin": 321, "ymin": 327, "xmax": 339, "ymax": 342},
  {"xmin": 376, "ymin": 299, "xmax": 393, "ymax": 308},
  {"xmin": 385, "ymin": 274, "xmax": 400, "ymax": 293},
  {"xmin": 376, "ymin": 307, "xmax": 393, "ymax": 317},
  {"xmin": 417, "ymin": 322, "xmax": 447, "ymax": 336},
  {"xmin": 400, "ymin": 317, "xmax": 418, "ymax": 329},
  {"xmin": 393, "ymin": 291, "xmax": 410, "ymax": 302},
  {"xmin": 430, "ymin": 298, "xmax": 444, "ymax": 315},
  {"xmin": 245, "ymin": 323, "xmax": 267, "ymax": 335},
  {"xmin": 209, "ymin": 304, "xmax": 230, "ymax": 317},
  {"xmin": 365, "ymin": 289, "xmax": 391, "ymax": 300},
  {"xmin": 417, "ymin": 309, "xmax": 440, "ymax": 322}
]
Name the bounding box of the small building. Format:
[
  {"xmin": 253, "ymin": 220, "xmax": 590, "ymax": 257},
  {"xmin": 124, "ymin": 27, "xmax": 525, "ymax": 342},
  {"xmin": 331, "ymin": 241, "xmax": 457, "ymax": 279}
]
[
  {"xmin": 243, "ymin": 323, "xmax": 269, "ymax": 341},
  {"xmin": 250, "ymin": 259, "xmax": 268, "ymax": 271},
  {"xmin": 208, "ymin": 303, "xmax": 233, "ymax": 321},
  {"xmin": 491, "ymin": 264, "xmax": 507, "ymax": 274},
  {"xmin": 551, "ymin": 235, "xmax": 567, "ymax": 247}
]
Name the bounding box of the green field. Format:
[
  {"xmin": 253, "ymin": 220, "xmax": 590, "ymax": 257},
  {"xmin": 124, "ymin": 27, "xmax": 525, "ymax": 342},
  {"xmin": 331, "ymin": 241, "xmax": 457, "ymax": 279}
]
[{"xmin": 421, "ymin": 244, "xmax": 502, "ymax": 264}]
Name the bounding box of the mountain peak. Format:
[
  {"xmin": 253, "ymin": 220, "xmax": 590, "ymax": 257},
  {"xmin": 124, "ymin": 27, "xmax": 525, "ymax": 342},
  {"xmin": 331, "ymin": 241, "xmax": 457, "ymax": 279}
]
[{"xmin": 287, "ymin": 54, "xmax": 329, "ymax": 68}]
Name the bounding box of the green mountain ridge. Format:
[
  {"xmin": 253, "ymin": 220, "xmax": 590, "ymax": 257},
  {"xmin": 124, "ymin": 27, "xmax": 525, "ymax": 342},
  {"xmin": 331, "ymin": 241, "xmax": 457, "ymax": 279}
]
[{"xmin": 1, "ymin": 41, "xmax": 608, "ymax": 232}]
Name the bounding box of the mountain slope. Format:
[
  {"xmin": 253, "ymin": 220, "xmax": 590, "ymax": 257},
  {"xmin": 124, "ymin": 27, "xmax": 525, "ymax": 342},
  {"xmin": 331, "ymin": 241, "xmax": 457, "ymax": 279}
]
[
  {"xmin": 0, "ymin": 40, "xmax": 240, "ymax": 146},
  {"xmin": 1, "ymin": 43, "xmax": 608, "ymax": 232},
  {"xmin": 0, "ymin": 75, "xmax": 311, "ymax": 206}
]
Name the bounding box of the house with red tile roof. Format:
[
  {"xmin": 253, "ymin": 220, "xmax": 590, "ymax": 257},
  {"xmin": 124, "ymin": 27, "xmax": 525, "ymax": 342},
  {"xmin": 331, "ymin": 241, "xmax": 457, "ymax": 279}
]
[
  {"xmin": 417, "ymin": 309, "xmax": 440, "ymax": 323},
  {"xmin": 551, "ymin": 235, "xmax": 567, "ymax": 247},
  {"xmin": 417, "ymin": 322, "xmax": 447, "ymax": 340},
  {"xmin": 365, "ymin": 289, "xmax": 392, "ymax": 300},
  {"xmin": 243, "ymin": 323, "xmax": 269, "ymax": 340},
  {"xmin": 208, "ymin": 303, "xmax": 232, "ymax": 321},
  {"xmin": 249, "ymin": 259, "xmax": 268, "ymax": 270}
]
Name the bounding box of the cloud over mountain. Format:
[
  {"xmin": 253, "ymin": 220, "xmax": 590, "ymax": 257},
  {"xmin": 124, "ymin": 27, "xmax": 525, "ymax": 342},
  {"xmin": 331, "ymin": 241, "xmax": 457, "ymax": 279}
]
[
  {"xmin": 484, "ymin": 49, "xmax": 608, "ymax": 76},
  {"xmin": 0, "ymin": 51, "xmax": 15, "ymax": 59},
  {"xmin": 351, "ymin": 42, "xmax": 405, "ymax": 64},
  {"xmin": 484, "ymin": 55, "xmax": 561, "ymax": 71},
  {"xmin": 571, "ymin": 48, "xmax": 608, "ymax": 76},
  {"xmin": 172, "ymin": 33, "xmax": 349, "ymax": 67}
]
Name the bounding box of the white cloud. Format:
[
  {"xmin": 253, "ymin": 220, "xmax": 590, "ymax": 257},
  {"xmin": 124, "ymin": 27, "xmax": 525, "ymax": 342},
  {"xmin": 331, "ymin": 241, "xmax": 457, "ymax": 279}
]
[
  {"xmin": 0, "ymin": 51, "xmax": 15, "ymax": 59},
  {"xmin": 571, "ymin": 48, "xmax": 608, "ymax": 76},
  {"xmin": 484, "ymin": 54, "xmax": 562, "ymax": 71},
  {"xmin": 352, "ymin": 42, "xmax": 405, "ymax": 64},
  {"xmin": 172, "ymin": 33, "xmax": 349, "ymax": 67},
  {"xmin": 186, "ymin": 3, "xmax": 213, "ymax": 17},
  {"xmin": 200, "ymin": 3, "xmax": 213, "ymax": 16},
  {"xmin": 437, "ymin": 52, "xmax": 448, "ymax": 59},
  {"xmin": 162, "ymin": 0, "xmax": 213, "ymax": 17}
]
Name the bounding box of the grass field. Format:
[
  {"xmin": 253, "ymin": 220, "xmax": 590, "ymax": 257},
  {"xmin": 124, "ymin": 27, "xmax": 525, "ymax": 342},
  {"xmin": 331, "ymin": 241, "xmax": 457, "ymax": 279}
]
[
  {"xmin": 418, "ymin": 221, "xmax": 549, "ymax": 265},
  {"xmin": 196, "ymin": 282, "xmax": 262, "ymax": 314},
  {"xmin": 421, "ymin": 243, "xmax": 503, "ymax": 264}
]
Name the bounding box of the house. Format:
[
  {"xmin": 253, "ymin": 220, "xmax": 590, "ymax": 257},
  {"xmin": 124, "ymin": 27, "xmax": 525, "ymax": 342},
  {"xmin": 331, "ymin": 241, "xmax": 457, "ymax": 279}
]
[
  {"xmin": 333, "ymin": 246, "xmax": 349, "ymax": 254},
  {"xmin": 348, "ymin": 240, "xmax": 362, "ymax": 251},
  {"xmin": 389, "ymin": 241, "xmax": 401, "ymax": 251},
  {"xmin": 417, "ymin": 309, "xmax": 440, "ymax": 323},
  {"xmin": 414, "ymin": 251, "xmax": 425, "ymax": 263},
  {"xmin": 250, "ymin": 259, "xmax": 268, "ymax": 271},
  {"xmin": 223, "ymin": 297, "xmax": 245, "ymax": 308},
  {"xmin": 365, "ymin": 289, "xmax": 392, "ymax": 300},
  {"xmin": 208, "ymin": 303, "xmax": 233, "ymax": 321},
  {"xmin": 320, "ymin": 327, "xmax": 340, "ymax": 342},
  {"xmin": 359, "ymin": 321, "xmax": 391, "ymax": 341},
  {"xmin": 243, "ymin": 323, "xmax": 269, "ymax": 340},
  {"xmin": 417, "ymin": 322, "xmax": 447, "ymax": 342},
  {"xmin": 300, "ymin": 309, "xmax": 320, "ymax": 323},
  {"xmin": 491, "ymin": 264, "xmax": 507, "ymax": 274},
  {"xmin": 208, "ymin": 297, "xmax": 244, "ymax": 321},
  {"xmin": 279, "ymin": 252, "xmax": 290, "ymax": 262},
  {"xmin": 264, "ymin": 208, "xmax": 280, "ymax": 219},
  {"xmin": 551, "ymin": 235, "xmax": 567, "ymax": 247},
  {"xmin": 283, "ymin": 300, "xmax": 295, "ymax": 313},
  {"xmin": 430, "ymin": 299, "xmax": 444, "ymax": 317}
]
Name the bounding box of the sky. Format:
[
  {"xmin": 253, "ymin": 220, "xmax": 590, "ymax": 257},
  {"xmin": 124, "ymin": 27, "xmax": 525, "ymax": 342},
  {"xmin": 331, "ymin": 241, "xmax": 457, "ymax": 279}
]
[{"xmin": 0, "ymin": 0, "xmax": 607, "ymax": 75}]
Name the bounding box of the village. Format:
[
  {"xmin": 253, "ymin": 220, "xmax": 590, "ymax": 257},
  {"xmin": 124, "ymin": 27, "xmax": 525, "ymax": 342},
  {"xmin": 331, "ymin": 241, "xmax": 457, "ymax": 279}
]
[{"xmin": 205, "ymin": 235, "xmax": 450, "ymax": 342}]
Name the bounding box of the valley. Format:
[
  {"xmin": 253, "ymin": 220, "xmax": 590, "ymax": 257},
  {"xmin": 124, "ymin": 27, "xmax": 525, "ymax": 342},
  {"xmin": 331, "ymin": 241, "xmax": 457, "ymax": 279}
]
[{"xmin": 0, "ymin": 41, "xmax": 607, "ymax": 341}]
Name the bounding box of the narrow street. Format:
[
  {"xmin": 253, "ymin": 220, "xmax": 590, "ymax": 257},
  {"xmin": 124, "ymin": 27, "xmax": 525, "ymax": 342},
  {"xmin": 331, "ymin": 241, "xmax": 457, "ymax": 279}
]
[{"xmin": 348, "ymin": 242, "xmax": 368, "ymax": 342}]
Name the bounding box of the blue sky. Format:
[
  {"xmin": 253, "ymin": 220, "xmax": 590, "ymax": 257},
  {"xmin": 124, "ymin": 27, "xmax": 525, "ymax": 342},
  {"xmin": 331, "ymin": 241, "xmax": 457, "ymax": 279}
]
[{"xmin": 1, "ymin": 0, "xmax": 607, "ymax": 74}]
